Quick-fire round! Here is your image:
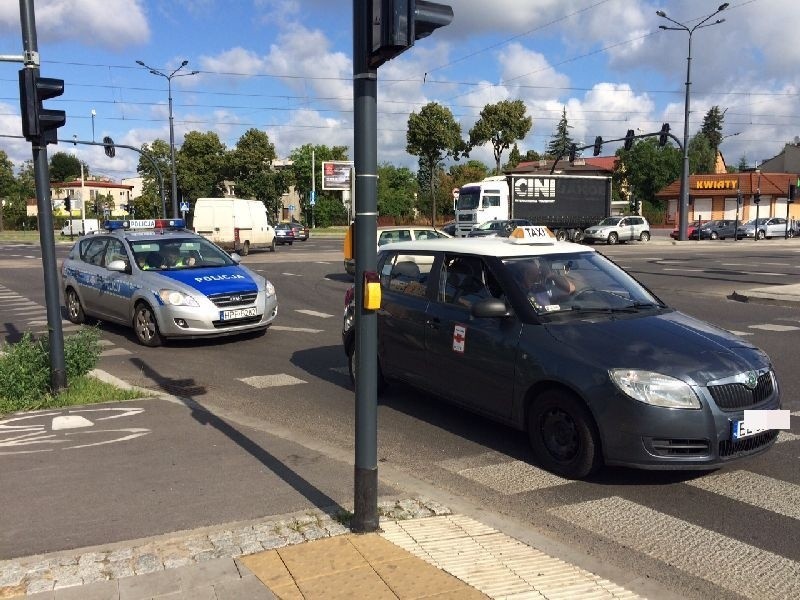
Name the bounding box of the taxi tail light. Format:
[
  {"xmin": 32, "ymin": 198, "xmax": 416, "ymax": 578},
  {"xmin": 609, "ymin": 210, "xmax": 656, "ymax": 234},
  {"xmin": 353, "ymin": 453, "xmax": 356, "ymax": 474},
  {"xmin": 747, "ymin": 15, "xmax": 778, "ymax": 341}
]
[{"xmin": 344, "ymin": 286, "xmax": 355, "ymax": 307}]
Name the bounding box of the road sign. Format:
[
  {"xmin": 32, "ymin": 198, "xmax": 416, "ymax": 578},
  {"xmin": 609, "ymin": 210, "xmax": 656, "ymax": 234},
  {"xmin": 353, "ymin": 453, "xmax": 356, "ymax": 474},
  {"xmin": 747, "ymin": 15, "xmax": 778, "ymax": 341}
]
[
  {"xmin": 180, "ymin": 201, "xmax": 190, "ymax": 212},
  {"xmin": 310, "ymin": 199, "xmax": 316, "ymax": 206}
]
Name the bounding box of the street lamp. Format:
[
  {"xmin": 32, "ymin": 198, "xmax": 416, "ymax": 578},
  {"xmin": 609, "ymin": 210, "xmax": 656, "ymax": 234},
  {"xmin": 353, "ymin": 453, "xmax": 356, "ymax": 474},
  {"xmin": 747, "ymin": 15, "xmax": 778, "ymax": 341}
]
[
  {"xmin": 657, "ymin": 3, "xmax": 728, "ymax": 241},
  {"xmin": 135, "ymin": 59, "xmax": 198, "ymax": 218},
  {"xmin": 90, "ymin": 109, "xmax": 96, "ymax": 142}
]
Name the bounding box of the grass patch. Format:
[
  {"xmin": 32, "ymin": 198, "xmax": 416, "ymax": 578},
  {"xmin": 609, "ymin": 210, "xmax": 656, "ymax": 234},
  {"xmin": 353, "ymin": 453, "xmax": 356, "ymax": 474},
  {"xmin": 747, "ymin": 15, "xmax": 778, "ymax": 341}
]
[{"xmin": 0, "ymin": 373, "xmax": 146, "ymax": 416}]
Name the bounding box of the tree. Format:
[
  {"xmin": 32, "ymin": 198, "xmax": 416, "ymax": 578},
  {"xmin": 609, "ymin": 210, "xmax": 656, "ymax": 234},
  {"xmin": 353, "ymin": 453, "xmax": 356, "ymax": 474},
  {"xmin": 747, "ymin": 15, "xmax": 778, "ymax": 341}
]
[
  {"xmin": 137, "ymin": 139, "xmax": 172, "ymax": 218},
  {"xmin": 614, "ymin": 138, "xmax": 681, "ymax": 211},
  {"xmin": 448, "ymin": 160, "xmax": 490, "ymax": 187},
  {"xmin": 0, "ymin": 151, "xmax": 15, "ymax": 230},
  {"xmin": 377, "ymin": 163, "xmax": 417, "ymax": 221},
  {"xmin": 289, "ymin": 144, "xmax": 349, "ymax": 223},
  {"xmin": 688, "ymin": 133, "xmax": 716, "ymax": 174},
  {"xmin": 701, "ymin": 106, "xmax": 725, "ymax": 153},
  {"xmin": 504, "ymin": 144, "xmax": 521, "ymax": 171},
  {"xmin": 468, "ymin": 99, "xmax": 532, "ymax": 175},
  {"xmin": 407, "ymin": 102, "xmax": 465, "ymax": 225},
  {"xmin": 546, "ymin": 107, "xmax": 576, "ymax": 160},
  {"xmin": 49, "ymin": 152, "xmax": 88, "ymax": 182},
  {"xmin": 228, "ymin": 129, "xmax": 288, "ymax": 220},
  {"xmin": 737, "ymin": 155, "xmax": 748, "ymax": 171},
  {"xmin": 176, "ymin": 131, "xmax": 227, "ymax": 201}
]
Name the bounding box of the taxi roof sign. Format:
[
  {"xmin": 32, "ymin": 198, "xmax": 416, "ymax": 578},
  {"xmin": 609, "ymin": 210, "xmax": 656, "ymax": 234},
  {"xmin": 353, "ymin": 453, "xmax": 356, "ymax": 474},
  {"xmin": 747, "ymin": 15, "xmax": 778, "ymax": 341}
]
[{"xmin": 507, "ymin": 225, "xmax": 556, "ymax": 244}]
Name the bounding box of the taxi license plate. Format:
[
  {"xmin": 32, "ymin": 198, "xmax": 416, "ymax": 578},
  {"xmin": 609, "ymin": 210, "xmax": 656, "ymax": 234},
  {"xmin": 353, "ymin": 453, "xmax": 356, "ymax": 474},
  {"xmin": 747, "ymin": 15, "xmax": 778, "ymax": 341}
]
[
  {"xmin": 731, "ymin": 419, "xmax": 768, "ymax": 441},
  {"xmin": 220, "ymin": 307, "xmax": 258, "ymax": 321}
]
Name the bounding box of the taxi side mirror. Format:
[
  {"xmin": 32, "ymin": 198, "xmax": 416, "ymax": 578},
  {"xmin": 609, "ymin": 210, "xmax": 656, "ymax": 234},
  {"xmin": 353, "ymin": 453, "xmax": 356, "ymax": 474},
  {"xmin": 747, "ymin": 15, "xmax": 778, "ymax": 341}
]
[{"xmin": 471, "ymin": 298, "xmax": 510, "ymax": 319}]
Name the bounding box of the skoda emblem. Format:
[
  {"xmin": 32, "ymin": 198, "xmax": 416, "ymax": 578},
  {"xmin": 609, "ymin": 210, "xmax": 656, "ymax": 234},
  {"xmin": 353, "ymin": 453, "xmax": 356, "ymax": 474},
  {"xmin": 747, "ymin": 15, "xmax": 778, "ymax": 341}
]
[{"xmin": 744, "ymin": 371, "xmax": 758, "ymax": 390}]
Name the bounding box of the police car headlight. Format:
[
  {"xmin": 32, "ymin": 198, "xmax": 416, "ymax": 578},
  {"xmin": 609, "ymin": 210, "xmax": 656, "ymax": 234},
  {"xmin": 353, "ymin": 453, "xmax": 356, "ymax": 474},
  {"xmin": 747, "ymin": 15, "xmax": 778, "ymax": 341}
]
[
  {"xmin": 158, "ymin": 289, "xmax": 200, "ymax": 307},
  {"xmin": 265, "ymin": 281, "xmax": 276, "ymax": 297},
  {"xmin": 609, "ymin": 369, "xmax": 700, "ymax": 409}
]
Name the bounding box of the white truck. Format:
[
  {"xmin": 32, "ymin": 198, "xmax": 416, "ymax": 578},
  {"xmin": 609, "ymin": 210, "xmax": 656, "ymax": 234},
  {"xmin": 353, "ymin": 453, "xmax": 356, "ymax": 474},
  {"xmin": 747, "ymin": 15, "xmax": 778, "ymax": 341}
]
[
  {"xmin": 60, "ymin": 219, "xmax": 100, "ymax": 236},
  {"xmin": 454, "ymin": 174, "xmax": 612, "ymax": 241},
  {"xmin": 193, "ymin": 198, "xmax": 276, "ymax": 255}
]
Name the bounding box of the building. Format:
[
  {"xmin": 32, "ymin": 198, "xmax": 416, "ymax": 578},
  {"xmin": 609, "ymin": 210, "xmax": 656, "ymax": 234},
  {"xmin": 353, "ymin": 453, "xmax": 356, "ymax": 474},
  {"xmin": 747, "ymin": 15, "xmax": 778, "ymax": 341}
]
[
  {"xmin": 27, "ymin": 178, "xmax": 134, "ymax": 217},
  {"xmin": 655, "ymin": 171, "xmax": 799, "ymax": 225},
  {"xmin": 758, "ymin": 144, "xmax": 800, "ymax": 173}
]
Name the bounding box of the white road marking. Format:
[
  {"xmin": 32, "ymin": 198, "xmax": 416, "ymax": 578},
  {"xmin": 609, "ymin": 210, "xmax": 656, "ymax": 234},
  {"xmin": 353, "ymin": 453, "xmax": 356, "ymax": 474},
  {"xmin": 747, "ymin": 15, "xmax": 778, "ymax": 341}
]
[
  {"xmin": 761, "ymin": 262, "xmax": 791, "ymax": 266},
  {"xmin": 456, "ymin": 460, "xmax": 570, "ymax": 494},
  {"xmin": 51, "ymin": 416, "xmax": 94, "ymax": 430},
  {"xmin": 753, "ymin": 272, "xmax": 788, "ymax": 276},
  {"xmin": 748, "ymin": 324, "xmax": 800, "ymax": 332},
  {"xmin": 24, "ymin": 255, "xmax": 36, "ymax": 259},
  {"xmin": 685, "ymin": 470, "xmax": 800, "ymax": 520},
  {"xmin": 721, "ymin": 263, "xmax": 751, "ymax": 266},
  {"xmin": 281, "ymin": 272, "xmax": 303, "ymax": 276},
  {"xmin": 65, "ymin": 428, "xmax": 150, "ymax": 449},
  {"xmin": 238, "ymin": 374, "xmax": 307, "ymax": 388},
  {"xmin": 548, "ymin": 496, "xmax": 800, "ymax": 599},
  {"xmin": 314, "ymin": 261, "xmax": 331, "ymax": 264},
  {"xmin": 777, "ymin": 431, "xmax": 800, "ymax": 443},
  {"xmin": 662, "ymin": 268, "xmax": 705, "ymax": 272},
  {"xmin": 329, "ymin": 366, "xmax": 349, "ymax": 376},
  {"xmin": 270, "ymin": 325, "xmax": 324, "ymax": 333},
  {"xmin": 101, "ymin": 348, "xmax": 132, "ymax": 357},
  {"xmin": 295, "ymin": 309, "xmax": 334, "ymax": 319},
  {"xmin": 726, "ymin": 330, "xmax": 753, "ymax": 336}
]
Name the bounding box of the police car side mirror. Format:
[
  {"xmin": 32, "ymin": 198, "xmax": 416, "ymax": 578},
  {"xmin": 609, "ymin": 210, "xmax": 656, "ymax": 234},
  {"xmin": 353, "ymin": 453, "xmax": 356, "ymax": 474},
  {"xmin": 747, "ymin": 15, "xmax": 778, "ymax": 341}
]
[
  {"xmin": 106, "ymin": 259, "xmax": 129, "ymax": 274},
  {"xmin": 471, "ymin": 298, "xmax": 510, "ymax": 319},
  {"xmin": 230, "ymin": 253, "xmax": 242, "ymax": 264}
]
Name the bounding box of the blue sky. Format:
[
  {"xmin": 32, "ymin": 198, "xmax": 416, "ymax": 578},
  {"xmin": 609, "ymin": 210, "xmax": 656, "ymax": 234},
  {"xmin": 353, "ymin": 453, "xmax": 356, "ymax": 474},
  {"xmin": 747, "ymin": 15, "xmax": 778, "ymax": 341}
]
[{"xmin": 1, "ymin": 0, "xmax": 798, "ymax": 181}]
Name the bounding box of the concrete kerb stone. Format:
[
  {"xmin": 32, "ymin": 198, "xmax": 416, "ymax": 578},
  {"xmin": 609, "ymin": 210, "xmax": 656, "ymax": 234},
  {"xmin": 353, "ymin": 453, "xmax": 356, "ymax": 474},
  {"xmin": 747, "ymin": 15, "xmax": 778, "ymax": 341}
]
[{"xmin": 0, "ymin": 498, "xmax": 451, "ymax": 597}]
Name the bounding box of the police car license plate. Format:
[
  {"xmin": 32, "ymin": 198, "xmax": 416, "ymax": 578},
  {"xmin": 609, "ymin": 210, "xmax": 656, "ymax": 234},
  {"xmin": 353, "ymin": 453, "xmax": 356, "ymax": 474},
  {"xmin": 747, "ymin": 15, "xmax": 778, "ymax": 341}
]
[
  {"xmin": 731, "ymin": 419, "xmax": 768, "ymax": 440},
  {"xmin": 220, "ymin": 307, "xmax": 258, "ymax": 321}
]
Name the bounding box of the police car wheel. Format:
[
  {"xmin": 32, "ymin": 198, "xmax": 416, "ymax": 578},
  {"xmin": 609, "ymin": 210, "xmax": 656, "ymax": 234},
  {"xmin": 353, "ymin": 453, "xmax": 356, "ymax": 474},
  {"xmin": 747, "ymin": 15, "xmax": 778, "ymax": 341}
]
[
  {"xmin": 528, "ymin": 390, "xmax": 602, "ymax": 479},
  {"xmin": 65, "ymin": 288, "xmax": 85, "ymax": 324},
  {"xmin": 133, "ymin": 303, "xmax": 163, "ymax": 347}
]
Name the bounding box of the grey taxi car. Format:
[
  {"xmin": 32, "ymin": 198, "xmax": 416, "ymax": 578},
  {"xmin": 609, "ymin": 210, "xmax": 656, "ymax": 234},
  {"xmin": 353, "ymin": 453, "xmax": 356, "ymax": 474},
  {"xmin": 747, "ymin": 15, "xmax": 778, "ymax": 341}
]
[
  {"xmin": 583, "ymin": 215, "xmax": 650, "ymax": 245},
  {"xmin": 342, "ymin": 228, "xmax": 781, "ymax": 478},
  {"xmin": 61, "ymin": 219, "xmax": 278, "ymax": 346}
]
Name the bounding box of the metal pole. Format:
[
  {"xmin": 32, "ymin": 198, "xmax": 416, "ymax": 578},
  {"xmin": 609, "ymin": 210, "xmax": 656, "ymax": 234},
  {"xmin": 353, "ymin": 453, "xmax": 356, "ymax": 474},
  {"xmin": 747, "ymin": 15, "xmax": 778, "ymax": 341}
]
[
  {"xmin": 311, "ymin": 148, "xmax": 315, "ymax": 229},
  {"xmin": 167, "ymin": 77, "xmax": 179, "ymax": 219},
  {"xmin": 19, "ymin": 0, "xmax": 66, "ymax": 393},
  {"xmin": 351, "ymin": 0, "xmax": 379, "ymax": 533},
  {"xmin": 678, "ymin": 33, "xmax": 692, "ymax": 242}
]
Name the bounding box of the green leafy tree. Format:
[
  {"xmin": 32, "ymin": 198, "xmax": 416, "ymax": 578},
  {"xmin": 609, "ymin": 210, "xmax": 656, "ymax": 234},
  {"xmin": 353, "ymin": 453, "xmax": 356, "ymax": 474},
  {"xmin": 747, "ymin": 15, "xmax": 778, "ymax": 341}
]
[
  {"xmin": 688, "ymin": 133, "xmax": 716, "ymax": 174},
  {"xmin": 289, "ymin": 144, "xmax": 350, "ymax": 223},
  {"xmin": 49, "ymin": 152, "xmax": 88, "ymax": 182},
  {"xmin": 468, "ymin": 99, "xmax": 532, "ymax": 175},
  {"xmin": 701, "ymin": 106, "xmax": 725, "ymax": 153},
  {"xmin": 614, "ymin": 138, "xmax": 681, "ymax": 212},
  {"xmin": 377, "ymin": 163, "xmax": 417, "ymax": 221},
  {"xmin": 407, "ymin": 102, "xmax": 466, "ymax": 225},
  {"xmin": 448, "ymin": 160, "xmax": 490, "ymax": 187},
  {"xmin": 504, "ymin": 144, "xmax": 521, "ymax": 171},
  {"xmin": 546, "ymin": 107, "xmax": 576, "ymax": 159},
  {"xmin": 312, "ymin": 196, "xmax": 348, "ymax": 227},
  {"xmin": 737, "ymin": 155, "xmax": 748, "ymax": 171},
  {"xmin": 136, "ymin": 139, "xmax": 172, "ymax": 218},
  {"xmin": 176, "ymin": 131, "xmax": 227, "ymax": 201},
  {"xmin": 228, "ymin": 129, "xmax": 289, "ymax": 220},
  {"xmin": 0, "ymin": 151, "xmax": 16, "ymax": 230}
]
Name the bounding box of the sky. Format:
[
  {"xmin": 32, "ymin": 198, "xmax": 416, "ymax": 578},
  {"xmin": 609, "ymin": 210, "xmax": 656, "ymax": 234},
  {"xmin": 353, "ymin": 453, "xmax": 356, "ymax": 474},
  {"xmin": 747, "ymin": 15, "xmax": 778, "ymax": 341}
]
[{"xmin": 1, "ymin": 0, "xmax": 799, "ymax": 182}]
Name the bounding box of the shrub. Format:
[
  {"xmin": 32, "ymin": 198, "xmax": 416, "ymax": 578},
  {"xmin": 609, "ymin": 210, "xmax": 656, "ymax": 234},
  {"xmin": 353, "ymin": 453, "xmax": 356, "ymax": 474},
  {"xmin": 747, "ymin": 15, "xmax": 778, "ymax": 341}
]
[{"xmin": 0, "ymin": 327, "xmax": 101, "ymax": 404}]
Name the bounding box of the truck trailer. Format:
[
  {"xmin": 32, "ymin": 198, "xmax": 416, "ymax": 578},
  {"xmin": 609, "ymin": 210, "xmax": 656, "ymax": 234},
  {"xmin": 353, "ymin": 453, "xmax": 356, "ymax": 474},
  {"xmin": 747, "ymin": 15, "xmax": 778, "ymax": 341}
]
[{"xmin": 455, "ymin": 174, "xmax": 612, "ymax": 241}]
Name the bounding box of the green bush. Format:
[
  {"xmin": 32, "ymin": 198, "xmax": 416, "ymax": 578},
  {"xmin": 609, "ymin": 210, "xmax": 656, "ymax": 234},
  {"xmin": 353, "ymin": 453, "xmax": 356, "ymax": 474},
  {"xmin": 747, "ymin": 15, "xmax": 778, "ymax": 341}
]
[{"xmin": 0, "ymin": 327, "xmax": 101, "ymax": 404}]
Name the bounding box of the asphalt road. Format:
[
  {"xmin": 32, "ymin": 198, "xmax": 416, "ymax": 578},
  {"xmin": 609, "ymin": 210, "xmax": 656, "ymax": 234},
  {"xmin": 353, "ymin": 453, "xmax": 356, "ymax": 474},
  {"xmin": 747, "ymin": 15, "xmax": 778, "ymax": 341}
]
[{"xmin": 1, "ymin": 235, "xmax": 798, "ymax": 599}]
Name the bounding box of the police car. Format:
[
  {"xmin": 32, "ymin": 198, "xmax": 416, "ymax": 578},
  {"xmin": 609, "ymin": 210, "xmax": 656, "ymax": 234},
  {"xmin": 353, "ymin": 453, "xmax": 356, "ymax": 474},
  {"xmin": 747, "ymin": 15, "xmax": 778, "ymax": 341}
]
[
  {"xmin": 61, "ymin": 219, "xmax": 278, "ymax": 346},
  {"xmin": 342, "ymin": 226, "xmax": 783, "ymax": 478}
]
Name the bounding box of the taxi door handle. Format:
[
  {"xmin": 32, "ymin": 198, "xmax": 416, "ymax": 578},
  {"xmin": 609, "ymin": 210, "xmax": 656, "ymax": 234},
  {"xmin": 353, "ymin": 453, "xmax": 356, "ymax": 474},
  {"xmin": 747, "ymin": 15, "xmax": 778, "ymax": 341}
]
[{"xmin": 427, "ymin": 317, "xmax": 441, "ymax": 330}]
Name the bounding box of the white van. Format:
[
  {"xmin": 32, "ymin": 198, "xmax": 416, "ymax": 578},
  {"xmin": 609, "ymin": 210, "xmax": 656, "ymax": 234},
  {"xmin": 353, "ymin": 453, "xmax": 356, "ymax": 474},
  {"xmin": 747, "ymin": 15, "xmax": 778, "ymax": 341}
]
[
  {"xmin": 60, "ymin": 219, "xmax": 100, "ymax": 236},
  {"xmin": 193, "ymin": 198, "xmax": 276, "ymax": 255}
]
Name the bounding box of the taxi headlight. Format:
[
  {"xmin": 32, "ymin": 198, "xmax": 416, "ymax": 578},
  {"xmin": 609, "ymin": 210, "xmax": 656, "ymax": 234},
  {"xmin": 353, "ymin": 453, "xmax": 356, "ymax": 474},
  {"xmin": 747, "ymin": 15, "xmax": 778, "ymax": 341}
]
[
  {"xmin": 609, "ymin": 369, "xmax": 700, "ymax": 409},
  {"xmin": 158, "ymin": 289, "xmax": 200, "ymax": 307},
  {"xmin": 265, "ymin": 281, "xmax": 276, "ymax": 297}
]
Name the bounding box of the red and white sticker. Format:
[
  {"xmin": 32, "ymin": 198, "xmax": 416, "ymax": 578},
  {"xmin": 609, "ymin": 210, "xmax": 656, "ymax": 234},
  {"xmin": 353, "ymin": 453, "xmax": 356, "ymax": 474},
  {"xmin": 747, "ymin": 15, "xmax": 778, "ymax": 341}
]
[{"xmin": 453, "ymin": 324, "xmax": 466, "ymax": 353}]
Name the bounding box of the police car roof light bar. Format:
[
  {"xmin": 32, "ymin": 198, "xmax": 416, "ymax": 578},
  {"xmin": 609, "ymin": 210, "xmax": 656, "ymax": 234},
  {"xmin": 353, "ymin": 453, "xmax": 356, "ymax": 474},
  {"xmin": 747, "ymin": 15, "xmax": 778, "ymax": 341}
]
[
  {"xmin": 153, "ymin": 218, "xmax": 185, "ymax": 229},
  {"xmin": 103, "ymin": 220, "xmax": 130, "ymax": 231}
]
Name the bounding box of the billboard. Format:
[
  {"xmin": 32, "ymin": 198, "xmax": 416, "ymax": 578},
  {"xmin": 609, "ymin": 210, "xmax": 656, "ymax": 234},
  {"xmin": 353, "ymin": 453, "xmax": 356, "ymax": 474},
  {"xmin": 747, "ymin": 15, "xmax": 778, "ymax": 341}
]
[{"xmin": 322, "ymin": 161, "xmax": 354, "ymax": 190}]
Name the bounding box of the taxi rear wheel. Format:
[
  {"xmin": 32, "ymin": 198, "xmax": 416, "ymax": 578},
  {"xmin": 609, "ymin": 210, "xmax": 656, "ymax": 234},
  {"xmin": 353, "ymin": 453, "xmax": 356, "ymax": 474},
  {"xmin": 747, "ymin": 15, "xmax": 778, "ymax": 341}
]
[
  {"xmin": 528, "ymin": 390, "xmax": 602, "ymax": 479},
  {"xmin": 65, "ymin": 288, "xmax": 85, "ymax": 324},
  {"xmin": 133, "ymin": 303, "xmax": 163, "ymax": 347}
]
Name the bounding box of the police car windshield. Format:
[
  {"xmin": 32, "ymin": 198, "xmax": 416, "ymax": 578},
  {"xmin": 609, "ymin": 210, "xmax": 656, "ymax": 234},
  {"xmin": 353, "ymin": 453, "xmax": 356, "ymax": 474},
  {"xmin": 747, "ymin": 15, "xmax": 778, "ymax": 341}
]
[
  {"xmin": 130, "ymin": 237, "xmax": 234, "ymax": 271},
  {"xmin": 504, "ymin": 252, "xmax": 662, "ymax": 315}
]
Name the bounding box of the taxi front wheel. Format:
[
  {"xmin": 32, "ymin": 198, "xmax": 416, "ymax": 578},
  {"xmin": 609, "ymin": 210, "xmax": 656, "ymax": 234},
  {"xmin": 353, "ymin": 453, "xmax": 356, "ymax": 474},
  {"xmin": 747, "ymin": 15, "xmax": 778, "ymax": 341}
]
[
  {"xmin": 528, "ymin": 390, "xmax": 602, "ymax": 479},
  {"xmin": 348, "ymin": 346, "xmax": 386, "ymax": 394},
  {"xmin": 133, "ymin": 303, "xmax": 163, "ymax": 347}
]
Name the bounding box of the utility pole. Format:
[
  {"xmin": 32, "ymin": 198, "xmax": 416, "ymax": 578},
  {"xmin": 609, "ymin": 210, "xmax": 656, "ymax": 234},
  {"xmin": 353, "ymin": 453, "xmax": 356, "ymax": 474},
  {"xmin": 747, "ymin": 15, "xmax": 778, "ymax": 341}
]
[
  {"xmin": 18, "ymin": 0, "xmax": 67, "ymax": 392},
  {"xmin": 311, "ymin": 148, "xmax": 316, "ymax": 229}
]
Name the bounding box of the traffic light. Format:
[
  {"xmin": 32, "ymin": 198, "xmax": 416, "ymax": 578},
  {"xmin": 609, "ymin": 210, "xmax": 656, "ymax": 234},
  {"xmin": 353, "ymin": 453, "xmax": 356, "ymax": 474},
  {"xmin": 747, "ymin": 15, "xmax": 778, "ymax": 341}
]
[
  {"xmin": 64, "ymin": 195, "xmax": 71, "ymax": 212},
  {"xmin": 659, "ymin": 123, "xmax": 670, "ymax": 146},
  {"xmin": 753, "ymin": 192, "xmax": 761, "ymax": 204},
  {"xmin": 121, "ymin": 204, "xmax": 129, "ymax": 213},
  {"xmin": 593, "ymin": 136, "xmax": 603, "ymax": 156},
  {"xmin": 568, "ymin": 143, "xmax": 577, "ymax": 162},
  {"xmin": 737, "ymin": 189, "xmax": 743, "ymax": 205},
  {"xmin": 624, "ymin": 129, "xmax": 635, "ymax": 151},
  {"xmin": 370, "ymin": 0, "xmax": 454, "ymax": 68},
  {"xmin": 18, "ymin": 68, "xmax": 66, "ymax": 145}
]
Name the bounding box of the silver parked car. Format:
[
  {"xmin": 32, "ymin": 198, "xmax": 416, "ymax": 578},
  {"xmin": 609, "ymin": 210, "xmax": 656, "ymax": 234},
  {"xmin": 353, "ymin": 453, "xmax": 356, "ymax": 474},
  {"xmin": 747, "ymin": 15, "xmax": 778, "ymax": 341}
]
[
  {"xmin": 583, "ymin": 215, "xmax": 650, "ymax": 245},
  {"xmin": 736, "ymin": 217, "xmax": 792, "ymax": 240}
]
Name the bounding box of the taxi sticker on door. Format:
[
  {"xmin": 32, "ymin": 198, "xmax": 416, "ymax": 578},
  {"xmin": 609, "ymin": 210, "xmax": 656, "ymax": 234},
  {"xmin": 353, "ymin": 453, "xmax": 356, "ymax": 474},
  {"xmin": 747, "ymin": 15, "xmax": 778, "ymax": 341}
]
[{"xmin": 453, "ymin": 324, "xmax": 466, "ymax": 353}]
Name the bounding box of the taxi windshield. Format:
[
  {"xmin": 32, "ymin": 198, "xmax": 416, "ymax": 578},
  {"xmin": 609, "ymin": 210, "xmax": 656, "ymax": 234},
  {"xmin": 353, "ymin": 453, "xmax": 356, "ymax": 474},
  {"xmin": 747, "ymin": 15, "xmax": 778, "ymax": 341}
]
[
  {"xmin": 504, "ymin": 252, "xmax": 662, "ymax": 315},
  {"xmin": 131, "ymin": 237, "xmax": 235, "ymax": 271}
]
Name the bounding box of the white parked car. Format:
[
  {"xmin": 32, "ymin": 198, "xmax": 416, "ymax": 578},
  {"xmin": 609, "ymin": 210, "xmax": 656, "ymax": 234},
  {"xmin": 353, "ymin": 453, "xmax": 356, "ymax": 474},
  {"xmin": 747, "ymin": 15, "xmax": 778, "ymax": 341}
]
[
  {"xmin": 583, "ymin": 216, "xmax": 650, "ymax": 245},
  {"xmin": 343, "ymin": 225, "xmax": 451, "ymax": 275}
]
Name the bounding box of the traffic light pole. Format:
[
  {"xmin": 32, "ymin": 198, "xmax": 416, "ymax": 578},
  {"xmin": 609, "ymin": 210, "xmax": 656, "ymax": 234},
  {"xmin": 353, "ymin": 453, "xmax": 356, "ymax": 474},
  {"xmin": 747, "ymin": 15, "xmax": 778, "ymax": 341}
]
[
  {"xmin": 352, "ymin": 0, "xmax": 379, "ymax": 533},
  {"xmin": 19, "ymin": 0, "xmax": 66, "ymax": 393}
]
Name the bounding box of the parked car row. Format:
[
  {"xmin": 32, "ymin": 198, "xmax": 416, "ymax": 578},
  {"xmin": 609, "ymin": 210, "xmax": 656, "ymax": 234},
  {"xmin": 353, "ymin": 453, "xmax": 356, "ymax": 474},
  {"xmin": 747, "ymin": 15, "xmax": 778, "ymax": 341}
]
[{"xmin": 670, "ymin": 218, "xmax": 797, "ymax": 240}]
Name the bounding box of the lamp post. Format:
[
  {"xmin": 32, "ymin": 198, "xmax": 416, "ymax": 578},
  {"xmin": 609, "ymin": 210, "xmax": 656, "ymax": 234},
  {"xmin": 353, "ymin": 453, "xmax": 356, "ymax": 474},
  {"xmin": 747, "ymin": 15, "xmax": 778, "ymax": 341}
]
[
  {"xmin": 135, "ymin": 59, "xmax": 198, "ymax": 218},
  {"xmin": 90, "ymin": 109, "xmax": 96, "ymax": 142},
  {"xmin": 657, "ymin": 3, "xmax": 729, "ymax": 241}
]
